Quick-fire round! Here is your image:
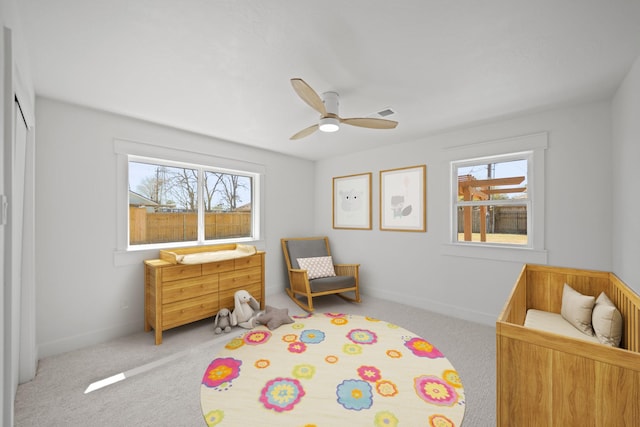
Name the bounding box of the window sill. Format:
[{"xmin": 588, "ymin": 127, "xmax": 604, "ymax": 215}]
[{"xmin": 440, "ymin": 243, "xmax": 548, "ymax": 264}]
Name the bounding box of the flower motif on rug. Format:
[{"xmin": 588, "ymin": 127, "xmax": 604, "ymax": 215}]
[
  {"xmin": 282, "ymin": 333, "xmax": 298, "ymax": 343},
  {"xmin": 357, "ymin": 365, "xmax": 382, "ymax": 382},
  {"xmin": 300, "ymin": 329, "xmax": 326, "ymax": 344},
  {"xmin": 375, "ymin": 380, "xmax": 399, "ymax": 397},
  {"xmin": 342, "ymin": 343, "xmax": 363, "ymax": 355},
  {"xmin": 331, "ymin": 317, "xmax": 349, "ymax": 326},
  {"xmin": 374, "ymin": 410, "xmax": 399, "ymax": 427},
  {"xmin": 224, "ymin": 337, "xmax": 244, "ymax": 350},
  {"xmin": 414, "ymin": 375, "xmax": 458, "ymax": 406},
  {"xmin": 404, "ymin": 337, "xmax": 444, "ymax": 359},
  {"xmin": 254, "ymin": 359, "xmax": 270, "ymax": 369},
  {"xmin": 259, "ymin": 377, "xmax": 305, "ymax": 412},
  {"xmin": 336, "ymin": 379, "xmax": 373, "ymax": 411},
  {"xmin": 325, "ymin": 355, "xmax": 339, "ymax": 364},
  {"xmin": 442, "ymin": 369, "xmax": 463, "ymax": 388},
  {"xmin": 288, "ymin": 341, "xmax": 307, "ymax": 354},
  {"xmin": 429, "ymin": 413, "xmax": 455, "ymax": 427},
  {"xmin": 292, "ymin": 364, "xmax": 316, "ymax": 380},
  {"xmin": 293, "ymin": 313, "xmax": 313, "ymax": 319},
  {"xmin": 243, "ymin": 330, "xmax": 271, "ymax": 345},
  {"xmin": 386, "ymin": 349, "xmax": 403, "ymax": 358},
  {"xmin": 325, "ymin": 312, "xmax": 346, "ymax": 318},
  {"xmin": 202, "ymin": 357, "xmax": 242, "ymax": 389},
  {"xmin": 346, "ymin": 328, "xmax": 378, "ymax": 345},
  {"xmin": 203, "ymin": 409, "xmax": 224, "ymax": 426}
]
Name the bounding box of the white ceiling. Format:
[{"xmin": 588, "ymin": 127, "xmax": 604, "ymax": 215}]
[{"xmin": 17, "ymin": 0, "xmax": 640, "ymax": 160}]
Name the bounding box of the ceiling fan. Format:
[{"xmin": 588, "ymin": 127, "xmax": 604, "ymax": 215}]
[{"xmin": 289, "ymin": 78, "xmax": 398, "ymax": 140}]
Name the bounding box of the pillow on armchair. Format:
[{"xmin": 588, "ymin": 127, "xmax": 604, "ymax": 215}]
[{"xmin": 297, "ymin": 256, "xmax": 336, "ymax": 280}]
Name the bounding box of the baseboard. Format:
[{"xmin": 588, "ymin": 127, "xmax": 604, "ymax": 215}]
[
  {"xmin": 363, "ymin": 288, "xmax": 496, "ymax": 327},
  {"xmin": 37, "ymin": 321, "xmax": 142, "ymax": 359}
]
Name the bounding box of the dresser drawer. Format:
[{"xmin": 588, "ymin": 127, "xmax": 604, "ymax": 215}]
[
  {"xmin": 202, "ymin": 259, "xmax": 235, "ymax": 275},
  {"xmin": 161, "ymin": 264, "xmax": 202, "ymax": 282},
  {"xmin": 162, "ymin": 275, "xmax": 218, "ymax": 304},
  {"xmin": 219, "ymin": 266, "xmax": 262, "ymax": 290},
  {"xmin": 234, "ymin": 254, "xmax": 262, "ymax": 269},
  {"xmin": 162, "ymin": 295, "xmax": 218, "ymax": 329},
  {"xmin": 219, "ymin": 281, "xmax": 262, "ymax": 311}
]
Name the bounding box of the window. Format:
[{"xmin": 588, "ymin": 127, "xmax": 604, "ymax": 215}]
[
  {"xmin": 453, "ymin": 153, "xmax": 530, "ymax": 246},
  {"xmin": 442, "ymin": 132, "xmax": 547, "ymax": 263},
  {"xmin": 115, "ymin": 138, "xmax": 263, "ymax": 254},
  {"xmin": 128, "ymin": 158, "xmax": 255, "ymax": 246}
]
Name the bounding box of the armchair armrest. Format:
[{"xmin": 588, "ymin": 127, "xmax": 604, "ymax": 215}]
[
  {"xmin": 334, "ymin": 263, "xmax": 360, "ymax": 277},
  {"xmin": 288, "ymin": 268, "xmax": 310, "ymax": 287}
]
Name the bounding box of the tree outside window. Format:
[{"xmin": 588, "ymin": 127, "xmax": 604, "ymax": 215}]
[{"xmin": 128, "ymin": 159, "xmax": 253, "ymax": 246}]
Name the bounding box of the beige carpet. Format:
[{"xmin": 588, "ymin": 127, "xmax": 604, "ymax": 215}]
[{"xmin": 14, "ymin": 293, "xmax": 495, "ymax": 426}]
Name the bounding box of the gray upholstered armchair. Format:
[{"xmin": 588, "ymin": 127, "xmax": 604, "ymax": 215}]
[{"xmin": 281, "ymin": 237, "xmax": 360, "ymax": 312}]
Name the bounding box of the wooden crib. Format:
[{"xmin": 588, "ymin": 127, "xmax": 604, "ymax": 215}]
[{"xmin": 496, "ymin": 264, "xmax": 640, "ymax": 426}]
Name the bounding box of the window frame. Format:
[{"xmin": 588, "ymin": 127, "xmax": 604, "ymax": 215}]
[
  {"xmin": 441, "ymin": 132, "xmax": 548, "ymax": 264},
  {"xmin": 451, "ymin": 151, "xmax": 533, "ymax": 248},
  {"xmin": 114, "ymin": 138, "xmax": 264, "ymax": 259}
]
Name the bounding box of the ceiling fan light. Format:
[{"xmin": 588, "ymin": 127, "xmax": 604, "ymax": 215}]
[{"xmin": 319, "ymin": 117, "xmax": 340, "ymax": 132}]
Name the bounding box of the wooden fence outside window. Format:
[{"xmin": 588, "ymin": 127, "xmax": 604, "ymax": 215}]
[
  {"xmin": 129, "ymin": 207, "xmax": 251, "ymax": 244},
  {"xmin": 457, "ymin": 205, "xmax": 527, "ymax": 235}
]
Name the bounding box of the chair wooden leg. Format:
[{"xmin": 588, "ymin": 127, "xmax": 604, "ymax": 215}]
[
  {"xmin": 336, "ymin": 291, "xmax": 360, "ymax": 304},
  {"xmin": 286, "ymin": 288, "xmax": 314, "ymax": 312}
]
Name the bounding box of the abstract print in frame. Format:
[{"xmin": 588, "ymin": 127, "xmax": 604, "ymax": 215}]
[
  {"xmin": 332, "ymin": 172, "xmax": 372, "ymax": 230},
  {"xmin": 380, "ymin": 165, "xmax": 426, "ymax": 232}
]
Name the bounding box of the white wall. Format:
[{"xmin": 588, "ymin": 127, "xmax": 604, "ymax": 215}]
[
  {"xmin": 34, "ymin": 97, "xmax": 315, "ymax": 357},
  {"xmin": 2, "ymin": 0, "xmax": 37, "ymax": 423},
  {"xmin": 612, "ymin": 56, "xmax": 640, "ymax": 294},
  {"xmin": 316, "ymin": 101, "xmax": 613, "ymax": 325},
  {"xmin": 31, "ymin": 67, "xmax": 640, "ymax": 356}
]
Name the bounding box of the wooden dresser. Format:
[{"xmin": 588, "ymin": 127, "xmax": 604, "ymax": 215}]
[{"xmin": 144, "ymin": 244, "xmax": 265, "ymax": 344}]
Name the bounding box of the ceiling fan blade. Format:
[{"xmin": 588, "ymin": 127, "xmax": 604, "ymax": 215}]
[
  {"xmin": 290, "ymin": 124, "xmax": 319, "ymax": 140},
  {"xmin": 340, "ymin": 117, "xmax": 398, "ymax": 129},
  {"xmin": 291, "ymin": 78, "xmax": 327, "ymax": 115}
]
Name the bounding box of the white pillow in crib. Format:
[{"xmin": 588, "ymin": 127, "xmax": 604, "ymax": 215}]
[
  {"xmin": 592, "ymin": 292, "xmax": 623, "ymax": 347},
  {"xmin": 561, "ymin": 284, "xmax": 596, "ymax": 336}
]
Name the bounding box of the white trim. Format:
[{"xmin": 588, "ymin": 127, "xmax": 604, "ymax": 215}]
[
  {"xmin": 113, "ymin": 138, "xmax": 265, "ymax": 264},
  {"xmin": 114, "ymin": 138, "xmax": 266, "ymax": 174},
  {"xmin": 440, "ymin": 243, "xmax": 548, "ymax": 264},
  {"xmin": 37, "ymin": 319, "xmax": 141, "ymax": 359},
  {"xmin": 442, "ymin": 132, "xmax": 548, "ymax": 261},
  {"xmin": 363, "ymin": 288, "xmax": 496, "ymax": 326},
  {"xmin": 442, "ymin": 131, "xmax": 548, "ymax": 158}
]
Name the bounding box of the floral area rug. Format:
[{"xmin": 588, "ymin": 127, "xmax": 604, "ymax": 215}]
[{"xmin": 200, "ymin": 313, "xmax": 465, "ymax": 426}]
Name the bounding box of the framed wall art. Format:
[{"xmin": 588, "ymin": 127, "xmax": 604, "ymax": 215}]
[
  {"xmin": 380, "ymin": 165, "xmax": 426, "ymax": 232},
  {"xmin": 332, "ymin": 172, "xmax": 372, "ymax": 230}
]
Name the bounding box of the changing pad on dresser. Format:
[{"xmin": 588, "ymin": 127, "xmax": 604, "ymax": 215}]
[{"xmin": 162, "ymin": 244, "xmax": 256, "ymax": 264}]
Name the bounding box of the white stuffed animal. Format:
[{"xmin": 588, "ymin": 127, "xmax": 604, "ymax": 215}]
[
  {"xmin": 231, "ymin": 290, "xmax": 262, "ymax": 329},
  {"xmin": 213, "ymin": 308, "xmax": 232, "ymax": 334}
]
